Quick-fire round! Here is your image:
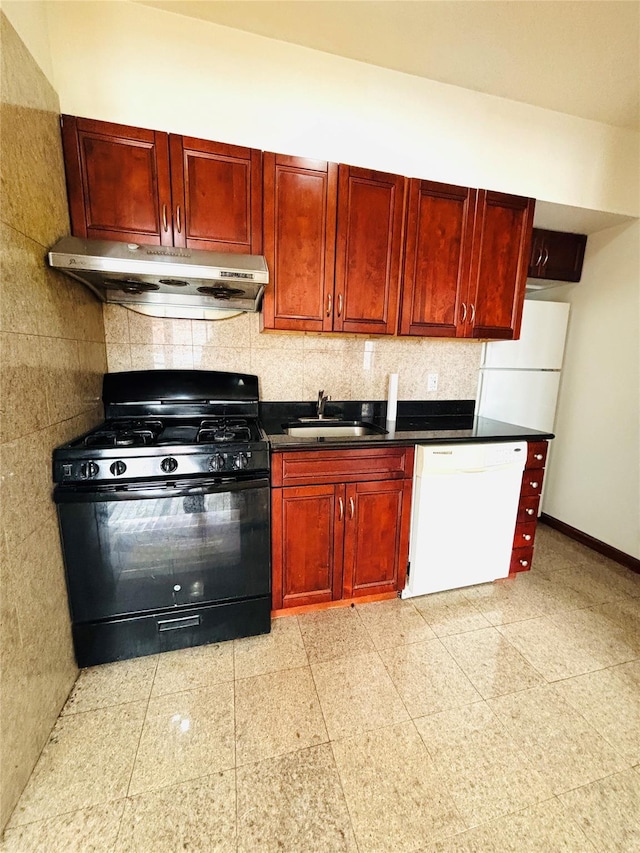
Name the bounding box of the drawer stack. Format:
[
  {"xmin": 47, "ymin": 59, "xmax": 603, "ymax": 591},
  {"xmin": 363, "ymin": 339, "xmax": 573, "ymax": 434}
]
[{"xmin": 510, "ymin": 441, "xmax": 548, "ymax": 574}]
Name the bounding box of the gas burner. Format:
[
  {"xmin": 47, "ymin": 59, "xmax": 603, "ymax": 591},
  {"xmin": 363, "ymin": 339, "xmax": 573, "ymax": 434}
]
[
  {"xmin": 84, "ymin": 419, "xmax": 163, "ymax": 449},
  {"xmin": 197, "ymin": 418, "xmax": 253, "ymax": 444}
]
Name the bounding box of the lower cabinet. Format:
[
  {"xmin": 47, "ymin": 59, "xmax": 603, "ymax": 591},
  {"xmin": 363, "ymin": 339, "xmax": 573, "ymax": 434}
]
[
  {"xmin": 271, "ymin": 448, "xmax": 414, "ymax": 610},
  {"xmin": 510, "ymin": 440, "xmax": 548, "ymax": 574}
]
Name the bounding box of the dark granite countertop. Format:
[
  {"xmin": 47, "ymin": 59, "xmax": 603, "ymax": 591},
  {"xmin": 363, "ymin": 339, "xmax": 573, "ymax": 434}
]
[{"xmin": 260, "ymin": 400, "xmax": 554, "ymax": 451}]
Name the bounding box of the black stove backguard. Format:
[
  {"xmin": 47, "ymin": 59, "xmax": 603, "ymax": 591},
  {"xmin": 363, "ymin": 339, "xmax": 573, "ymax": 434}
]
[
  {"xmin": 53, "ymin": 369, "xmax": 271, "ymax": 667},
  {"xmin": 103, "ymin": 369, "xmax": 260, "ymax": 419}
]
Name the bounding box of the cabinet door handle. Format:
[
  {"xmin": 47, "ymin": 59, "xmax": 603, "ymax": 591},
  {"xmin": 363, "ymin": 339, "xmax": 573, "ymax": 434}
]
[
  {"xmin": 534, "ymin": 246, "xmax": 543, "ymax": 267},
  {"xmin": 162, "ymin": 204, "xmax": 168, "ymax": 232},
  {"xmin": 526, "ymin": 508, "xmax": 535, "ymax": 516},
  {"xmin": 349, "ymin": 497, "xmax": 355, "ymax": 519},
  {"xmin": 175, "ymin": 205, "xmax": 182, "ymax": 234},
  {"xmin": 534, "ymin": 453, "xmax": 544, "ymax": 460},
  {"xmin": 460, "ymin": 302, "xmax": 467, "ymax": 323},
  {"xmin": 470, "ymin": 303, "xmax": 476, "ymax": 324},
  {"xmin": 542, "ymin": 247, "xmax": 549, "ymax": 267},
  {"xmin": 337, "ymin": 293, "xmax": 343, "ymax": 317},
  {"xmin": 326, "ymin": 293, "xmax": 333, "ymax": 317},
  {"xmin": 338, "ymin": 497, "xmax": 344, "ymax": 521}
]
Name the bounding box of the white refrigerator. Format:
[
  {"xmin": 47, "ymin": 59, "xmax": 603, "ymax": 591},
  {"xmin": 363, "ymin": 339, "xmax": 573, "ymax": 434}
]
[{"xmin": 477, "ymin": 300, "xmax": 570, "ymax": 433}]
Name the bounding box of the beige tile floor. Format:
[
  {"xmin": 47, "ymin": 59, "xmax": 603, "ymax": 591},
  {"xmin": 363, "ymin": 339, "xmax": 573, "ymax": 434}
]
[{"xmin": 3, "ymin": 525, "xmax": 640, "ymax": 852}]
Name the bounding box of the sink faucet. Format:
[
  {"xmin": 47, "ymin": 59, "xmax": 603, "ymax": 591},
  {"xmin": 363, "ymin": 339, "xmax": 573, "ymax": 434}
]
[{"xmin": 317, "ymin": 389, "xmax": 329, "ymax": 419}]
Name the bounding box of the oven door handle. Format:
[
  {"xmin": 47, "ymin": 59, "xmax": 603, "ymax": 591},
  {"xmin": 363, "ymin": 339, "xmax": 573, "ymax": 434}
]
[{"xmin": 54, "ymin": 477, "xmax": 270, "ymax": 503}]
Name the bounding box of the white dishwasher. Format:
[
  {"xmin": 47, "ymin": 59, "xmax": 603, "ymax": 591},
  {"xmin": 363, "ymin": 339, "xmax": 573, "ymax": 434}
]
[{"xmin": 401, "ymin": 442, "xmax": 527, "ymax": 598}]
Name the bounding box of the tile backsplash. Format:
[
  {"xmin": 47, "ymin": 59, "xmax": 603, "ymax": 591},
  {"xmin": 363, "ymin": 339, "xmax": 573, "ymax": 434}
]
[{"xmin": 104, "ymin": 307, "xmax": 482, "ymax": 402}]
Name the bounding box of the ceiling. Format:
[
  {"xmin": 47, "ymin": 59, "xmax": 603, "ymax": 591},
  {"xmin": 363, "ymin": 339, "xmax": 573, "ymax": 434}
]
[{"xmin": 136, "ymin": 0, "xmax": 639, "ymax": 130}]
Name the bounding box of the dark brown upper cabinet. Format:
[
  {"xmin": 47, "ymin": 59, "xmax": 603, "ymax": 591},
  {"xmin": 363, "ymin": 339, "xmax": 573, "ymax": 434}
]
[
  {"xmin": 528, "ymin": 228, "xmax": 587, "ymax": 282},
  {"xmin": 261, "ymin": 154, "xmax": 338, "ymax": 332},
  {"xmin": 399, "ymin": 183, "xmax": 534, "ymax": 340},
  {"xmin": 262, "ymin": 158, "xmax": 405, "ymax": 335},
  {"xmin": 61, "ymin": 116, "xmax": 262, "ymax": 253}
]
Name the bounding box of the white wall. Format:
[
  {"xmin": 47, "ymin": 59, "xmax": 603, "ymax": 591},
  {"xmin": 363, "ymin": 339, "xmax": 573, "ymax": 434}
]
[
  {"xmin": 44, "ymin": 0, "xmax": 639, "ymax": 217},
  {"xmin": 1, "ymin": 0, "xmax": 55, "ymax": 85},
  {"xmin": 531, "ymin": 221, "xmax": 640, "ymax": 558}
]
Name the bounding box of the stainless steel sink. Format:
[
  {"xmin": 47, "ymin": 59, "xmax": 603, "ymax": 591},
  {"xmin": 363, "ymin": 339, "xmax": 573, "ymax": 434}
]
[{"xmin": 283, "ymin": 420, "xmax": 388, "ymax": 438}]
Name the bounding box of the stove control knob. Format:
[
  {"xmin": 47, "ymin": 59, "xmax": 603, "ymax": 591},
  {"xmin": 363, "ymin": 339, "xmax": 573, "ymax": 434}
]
[
  {"xmin": 233, "ymin": 452, "xmax": 248, "ymax": 470},
  {"xmin": 161, "ymin": 456, "xmax": 178, "ymax": 474},
  {"xmin": 209, "ymin": 454, "xmax": 226, "ymax": 472},
  {"xmin": 80, "ymin": 461, "xmax": 99, "ymax": 479},
  {"xmin": 110, "ymin": 460, "xmax": 127, "ymax": 477}
]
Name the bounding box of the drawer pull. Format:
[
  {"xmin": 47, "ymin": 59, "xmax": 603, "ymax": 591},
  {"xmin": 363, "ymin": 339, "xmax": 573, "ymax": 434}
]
[
  {"xmin": 519, "ymin": 560, "xmax": 529, "ymax": 567},
  {"xmin": 534, "ymin": 453, "xmax": 544, "ymax": 460},
  {"xmin": 522, "ymin": 534, "xmax": 532, "ymax": 541},
  {"xmin": 157, "ymin": 615, "xmax": 201, "ymax": 632},
  {"xmin": 526, "ymin": 508, "xmax": 535, "ymax": 516},
  {"xmin": 529, "ymin": 481, "xmax": 540, "ymax": 489}
]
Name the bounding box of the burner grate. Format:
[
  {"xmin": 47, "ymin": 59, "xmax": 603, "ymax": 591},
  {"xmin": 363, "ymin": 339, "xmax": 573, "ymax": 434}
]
[
  {"xmin": 84, "ymin": 419, "xmax": 163, "ymax": 449},
  {"xmin": 197, "ymin": 418, "xmax": 253, "ymax": 444}
]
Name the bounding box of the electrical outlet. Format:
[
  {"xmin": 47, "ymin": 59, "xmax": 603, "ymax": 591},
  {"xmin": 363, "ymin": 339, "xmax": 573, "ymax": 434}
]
[{"xmin": 427, "ymin": 373, "xmax": 438, "ymax": 392}]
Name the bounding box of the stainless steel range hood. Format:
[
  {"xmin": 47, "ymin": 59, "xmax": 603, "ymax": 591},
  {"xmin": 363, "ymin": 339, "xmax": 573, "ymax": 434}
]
[{"xmin": 48, "ymin": 237, "xmax": 269, "ymax": 319}]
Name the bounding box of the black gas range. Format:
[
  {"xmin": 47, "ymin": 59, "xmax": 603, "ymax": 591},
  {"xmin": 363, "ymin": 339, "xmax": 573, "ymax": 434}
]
[{"xmin": 53, "ymin": 370, "xmax": 271, "ymax": 667}]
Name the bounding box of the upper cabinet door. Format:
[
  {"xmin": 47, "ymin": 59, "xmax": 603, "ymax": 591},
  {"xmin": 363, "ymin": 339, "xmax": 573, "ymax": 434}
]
[
  {"xmin": 334, "ymin": 166, "xmax": 406, "ymax": 335},
  {"xmin": 466, "ymin": 191, "xmax": 535, "ymax": 340},
  {"xmin": 262, "ymin": 154, "xmax": 338, "ymax": 332},
  {"xmin": 61, "ymin": 115, "xmax": 173, "ymax": 246},
  {"xmin": 399, "ymin": 180, "xmax": 476, "ymax": 338},
  {"xmin": 528, "ymin": 228, "xmax": 587, "ymax": 282},
  {"xmin": 169, "ymin": 136, "xmax": 262, "ymax": 254}
]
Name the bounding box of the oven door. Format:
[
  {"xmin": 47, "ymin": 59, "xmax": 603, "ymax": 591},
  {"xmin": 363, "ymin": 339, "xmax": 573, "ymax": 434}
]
[{"xmin": 55, "ymin": 476, "xmax": 270, "ymax": 623}]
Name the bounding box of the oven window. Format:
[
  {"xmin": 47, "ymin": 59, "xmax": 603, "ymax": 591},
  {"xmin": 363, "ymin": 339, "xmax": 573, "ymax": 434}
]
[{"xmin": 58, "ymin": 485, "xmax": 270, "ymax": 622}]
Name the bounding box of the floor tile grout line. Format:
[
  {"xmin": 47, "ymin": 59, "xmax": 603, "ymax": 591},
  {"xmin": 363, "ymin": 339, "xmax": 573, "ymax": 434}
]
[
  {"xmin": 123, "ymin": 655, "xmax": 159, "ymax": 802},
  {"xmin": 3, "ymin": 797, "xmax": 127, "ymax": 834},
  {"xmin": 308, "ymin": 661, "xmax": 362, "ymax": 853},
  {"xmin": 232, "ymin": 635, "xmax": 239, "ymax": 853}
]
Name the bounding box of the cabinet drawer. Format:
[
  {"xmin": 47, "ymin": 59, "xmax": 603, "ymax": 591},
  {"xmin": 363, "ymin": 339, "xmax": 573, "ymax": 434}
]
[
  {"xmin": 517, "ymin": 496, "xmax": 540, "ymax": 522},
  {"xmin": 526, "ymin": 442, "xmax": 548, "ymax": 469},
  {"xmin": 510, "ymin": 546, "xmax": 534, "ymax": 574},
  {"xmin": 513, "ymin": 522, "xmax": 537, "ymax": 550},
  {"xmin": 520, "ymin": 469, "xmax": 544, "ymax": 497},
  {"xmin": 272, "ymin": 447, "xmax": 414, "ymax": 487}
]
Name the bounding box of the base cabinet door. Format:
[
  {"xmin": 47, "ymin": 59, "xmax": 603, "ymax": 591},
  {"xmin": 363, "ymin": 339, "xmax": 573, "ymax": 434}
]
[
  {"xmin": 271, "ymin": 484, "xmax": 344, "ymax": 609},
  {"xmin": 271, "ymin": 448, "xmax": 414, "ymax": 610},
  {"xmin": 342, "ymin": 479, "xmax": 411, "ymax": 598}
]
